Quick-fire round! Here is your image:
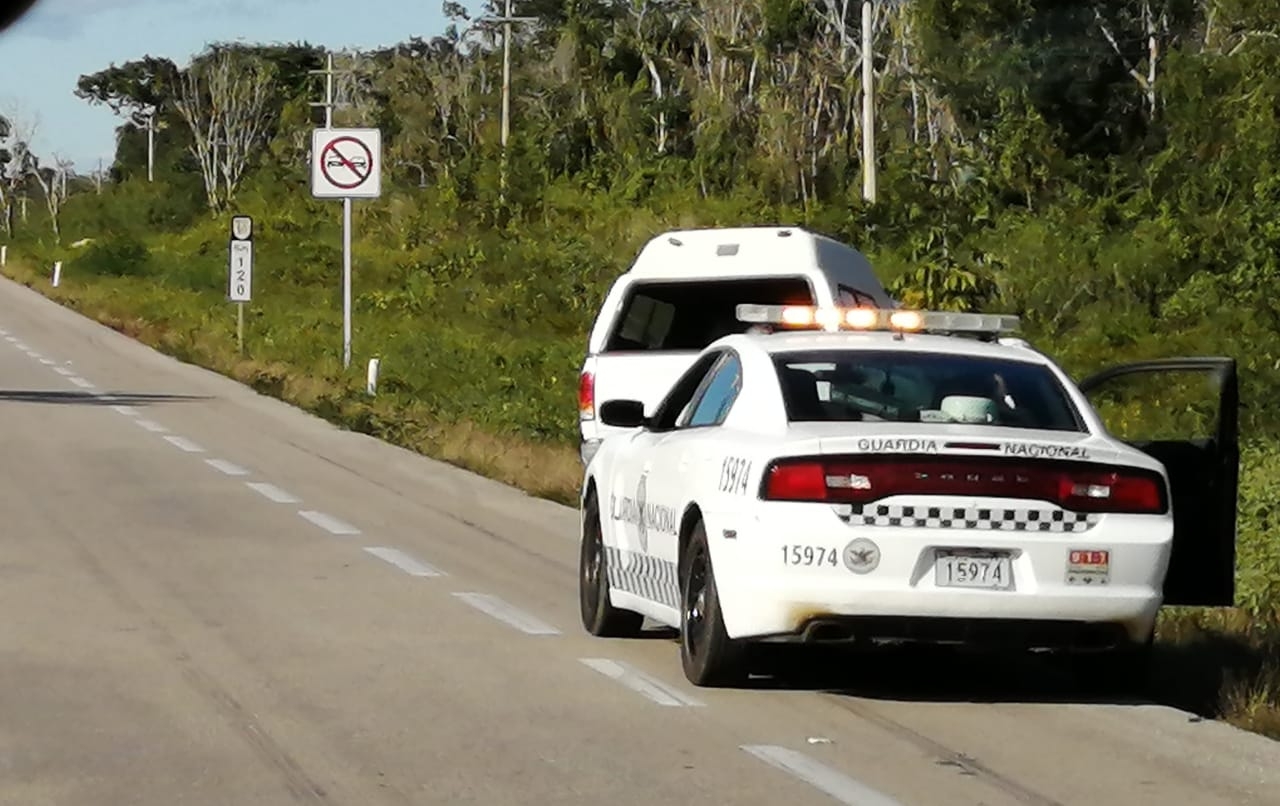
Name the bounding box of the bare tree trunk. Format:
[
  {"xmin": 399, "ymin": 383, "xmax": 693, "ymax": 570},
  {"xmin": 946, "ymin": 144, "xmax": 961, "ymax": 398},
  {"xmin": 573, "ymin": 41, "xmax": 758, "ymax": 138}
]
[{"xmin": 174, "ymin": 47, "xmax": 278, "ymax": 213}]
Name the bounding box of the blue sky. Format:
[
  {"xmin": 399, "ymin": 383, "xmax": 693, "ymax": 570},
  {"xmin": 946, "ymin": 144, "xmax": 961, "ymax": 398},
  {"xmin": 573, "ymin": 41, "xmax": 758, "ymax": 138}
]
[{"xmin": 0, "ymin": 0, "xmax": 485, "ymax": 171}]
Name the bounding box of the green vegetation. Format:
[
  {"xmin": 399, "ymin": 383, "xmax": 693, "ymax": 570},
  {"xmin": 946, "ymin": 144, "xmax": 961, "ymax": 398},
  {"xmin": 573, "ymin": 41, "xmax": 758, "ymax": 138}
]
[{"xmin": 2, "ymin": 0, "xmax": 1278, "ymax": 735}]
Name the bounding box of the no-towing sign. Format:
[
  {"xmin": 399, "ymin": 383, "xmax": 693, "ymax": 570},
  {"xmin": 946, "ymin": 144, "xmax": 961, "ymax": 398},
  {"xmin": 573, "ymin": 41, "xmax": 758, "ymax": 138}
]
[{"xmin": 311, "ymin": 128, "xmax": 382, "ymax": 199}]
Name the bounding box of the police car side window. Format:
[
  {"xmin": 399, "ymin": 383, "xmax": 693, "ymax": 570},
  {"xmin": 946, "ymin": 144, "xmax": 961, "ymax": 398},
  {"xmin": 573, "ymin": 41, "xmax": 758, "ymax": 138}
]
[{"xmin": 682, "ymin": 353, "xmax": 743, "ymax": 428}]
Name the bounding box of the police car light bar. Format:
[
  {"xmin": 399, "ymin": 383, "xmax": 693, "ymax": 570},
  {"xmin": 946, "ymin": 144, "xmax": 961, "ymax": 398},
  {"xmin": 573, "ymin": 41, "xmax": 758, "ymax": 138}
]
[{"xmin": 735, "ymin": 304, "xmax": 1021, "ymax": 336}]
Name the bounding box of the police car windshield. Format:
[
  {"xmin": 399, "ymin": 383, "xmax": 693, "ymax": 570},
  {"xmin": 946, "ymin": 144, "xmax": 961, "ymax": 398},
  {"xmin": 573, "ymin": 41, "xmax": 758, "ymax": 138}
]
[{"xmin": 772, "ymin": 349, "xmax": 1082, "ymax": 431}]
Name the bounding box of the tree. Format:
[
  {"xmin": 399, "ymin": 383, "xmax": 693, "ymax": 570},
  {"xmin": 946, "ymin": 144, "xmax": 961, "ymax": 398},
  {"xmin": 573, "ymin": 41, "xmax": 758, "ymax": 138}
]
[
  {"xmin": 172, "ymin": 45, "xmax": 279, "ymax": 213},
  {"xmin": 27, "ymin": 153, "xmax": 72, "ymax": 242},
  {"xmin": 0, "ymin": 109, "xmax": 37, "ymax": 237},
  {"xmin": 76, "ymin": 56, "xmax": 181, "ymax": 180}
]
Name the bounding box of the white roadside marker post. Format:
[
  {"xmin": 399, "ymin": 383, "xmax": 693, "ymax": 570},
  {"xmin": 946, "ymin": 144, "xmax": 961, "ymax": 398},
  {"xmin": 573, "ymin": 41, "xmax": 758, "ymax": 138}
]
[
  {"xmin": 228, "ymin": 215, "xmax": 253, "ymax": 354},
  {"xmin": 52, "ymin": 260, "xmax": 62, "ymax": 287},
  {"xmin": 366, "ymin": 357, "xmax": 380, "ymax": 396}
]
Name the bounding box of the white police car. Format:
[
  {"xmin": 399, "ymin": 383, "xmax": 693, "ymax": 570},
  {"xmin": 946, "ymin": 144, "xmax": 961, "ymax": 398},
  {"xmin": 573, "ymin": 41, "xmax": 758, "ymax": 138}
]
[{"xmin": 577, "ymin": 305, "xmax": 1239, "ymax": 688}]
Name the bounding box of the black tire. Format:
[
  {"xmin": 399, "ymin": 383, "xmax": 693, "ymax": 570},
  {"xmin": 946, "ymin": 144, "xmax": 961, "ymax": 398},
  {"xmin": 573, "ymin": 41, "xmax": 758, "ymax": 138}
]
[
  {"xmin": 679, "ymin": 520, "xmax": 747, "ymax": 686},
  {"xmin": 579, "ymin": 491, "xmax": 644, "ymax": 637}
]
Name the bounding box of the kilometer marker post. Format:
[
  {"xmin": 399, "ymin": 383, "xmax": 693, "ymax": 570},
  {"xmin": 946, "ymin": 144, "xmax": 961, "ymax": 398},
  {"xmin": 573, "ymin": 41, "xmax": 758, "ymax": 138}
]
[{"xmin": 228, "ymin": 215, "xmax": 254, "ymax": 354}]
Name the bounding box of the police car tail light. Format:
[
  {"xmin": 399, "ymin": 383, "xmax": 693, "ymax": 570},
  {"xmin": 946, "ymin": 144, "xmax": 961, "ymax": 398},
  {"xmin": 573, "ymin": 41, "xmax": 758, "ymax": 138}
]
[
  {"xmin": 578, "ymin": 370, "xmax": 595, "ymax": 420},
  {"xmin": 1056, "ymin": 469, "xmax": 1166, "ymax": 514},
  {"xmin": 762, "ymin": 461, "xmax": 828, "ymax": 501},
  {"xmin": 762, "ymin": 456, "xmax": 1168, "ymax": 513}
]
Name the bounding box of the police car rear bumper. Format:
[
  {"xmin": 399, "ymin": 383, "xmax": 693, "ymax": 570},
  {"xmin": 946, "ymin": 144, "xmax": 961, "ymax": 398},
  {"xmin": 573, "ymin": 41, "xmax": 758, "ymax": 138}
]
[{"xmin": 709, "ymin": 504, "xmax": 1170, "ymax": 648}]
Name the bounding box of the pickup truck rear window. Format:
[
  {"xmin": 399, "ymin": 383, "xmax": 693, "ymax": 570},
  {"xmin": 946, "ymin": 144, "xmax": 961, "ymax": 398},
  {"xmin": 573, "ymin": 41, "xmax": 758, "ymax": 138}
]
[
  {"xmin": 604, "ymin": 277, "xmax": 815, "ymax": 352},
  {"xmin": 773, "ymin": 349, "xmax": 1084, "ymax": 432}
]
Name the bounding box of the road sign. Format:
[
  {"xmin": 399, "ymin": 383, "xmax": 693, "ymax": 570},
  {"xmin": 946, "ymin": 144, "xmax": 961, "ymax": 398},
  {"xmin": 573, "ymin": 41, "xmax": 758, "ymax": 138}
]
[
  {"xmin": 228, "ymin": 240, "xmax": 252, "ymax": 302},
  {"xmin": 231, "ymin": 215, "xmax": 253, "ymax": 241},
  {"xmin": 311, "ymin": 128, "xmax": 382, "ymax": 199}
]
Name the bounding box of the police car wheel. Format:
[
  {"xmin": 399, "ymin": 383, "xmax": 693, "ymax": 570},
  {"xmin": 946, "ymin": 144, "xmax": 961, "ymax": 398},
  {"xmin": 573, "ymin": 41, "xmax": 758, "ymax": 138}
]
[
  {"xmin": 579, "ymin": 491, "xmax": 644, "ymax": 637},
  {"xmin": 679, "ymin": 520, "xmax": 746, "ymax": 687}
]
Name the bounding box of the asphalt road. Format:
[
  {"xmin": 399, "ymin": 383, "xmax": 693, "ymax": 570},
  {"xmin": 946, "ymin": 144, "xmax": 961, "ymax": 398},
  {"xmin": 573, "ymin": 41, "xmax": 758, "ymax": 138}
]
[{"xmin": 0, "ymin": 274, "xmax": 1277, "ymax": 806}]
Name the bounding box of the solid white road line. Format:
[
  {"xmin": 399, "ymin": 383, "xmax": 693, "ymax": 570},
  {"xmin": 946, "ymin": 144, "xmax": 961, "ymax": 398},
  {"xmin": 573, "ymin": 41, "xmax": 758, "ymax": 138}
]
[
  {"xmin": 579, "ymin": 658, "xmax": 705, "ymax": 707},
  {"xmin": 205, "ymin": 458, "xmax": 249, "ymax": 477},
  {"xmin": 110, "ymin": 405, "xmax": 140, "ymax": 417},
  {"xmin": 297, "ymin": 510, "xmax": 361, "ymax": 536},
  {"xmin": 54, "ymin": 366, "xmax": 74, "ymax": 376},
  {"xmin": 741, "ymin": 745, "xmax": 904, "ymax": 806},
  {"xmin": 246, "ymin": 482, "xmax": 300, "ymax": 504},
  {"xmin": 452, "ymin": 592, "xmax": 561, "ymax": 635},
  {"xmin": 163, "ymin": 435, "xmax": 205, "ymax": 453},
  {"xmin": 39, "ymin": 358, "xmax": 55, "ymax": 366},
  {"xmin": 69, "ymin": 377, "xmax": 95, "ymax": 389},
  {"xmin": 135, "ymin": 418, "xmax": 168, "ymax": 433},
  {"xmin": 363, "ymin": 546, "xmax": 445, "ymax": 578}
]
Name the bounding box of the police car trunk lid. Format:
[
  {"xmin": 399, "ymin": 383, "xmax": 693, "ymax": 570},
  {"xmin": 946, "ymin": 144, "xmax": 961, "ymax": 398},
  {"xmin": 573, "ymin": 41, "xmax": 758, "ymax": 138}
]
[
  {"xmin": 784, "ymin": 422, "xmax": 1112, "ymax": 464},
  {"xmin": 764, "ymin": 423, "xmax": 1167, "ymax": 512}
]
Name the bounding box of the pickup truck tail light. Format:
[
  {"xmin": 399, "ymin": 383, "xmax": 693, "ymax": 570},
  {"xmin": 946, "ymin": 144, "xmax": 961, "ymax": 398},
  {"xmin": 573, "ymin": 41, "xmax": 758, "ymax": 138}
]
[
  {"xmin": 578, "ymin": 370, "xmax": 595, "ymax": 420},
  {"xmin": 761, "ymin": 456, "xmax": 1167, "ymax": 515}
]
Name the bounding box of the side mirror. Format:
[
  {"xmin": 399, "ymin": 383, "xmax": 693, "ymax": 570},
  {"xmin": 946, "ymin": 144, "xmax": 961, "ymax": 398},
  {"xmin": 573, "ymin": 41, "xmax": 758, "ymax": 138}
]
[{"xmin": 599, "ymin": 399, "xmax": 648, "ymax": 429}]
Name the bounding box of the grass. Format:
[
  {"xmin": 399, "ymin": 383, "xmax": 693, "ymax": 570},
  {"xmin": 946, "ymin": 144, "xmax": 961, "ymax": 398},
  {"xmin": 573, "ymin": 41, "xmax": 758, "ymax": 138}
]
[{"xmin": 3, "ymin": 250, "xmax": 1279, "ymax": 741}]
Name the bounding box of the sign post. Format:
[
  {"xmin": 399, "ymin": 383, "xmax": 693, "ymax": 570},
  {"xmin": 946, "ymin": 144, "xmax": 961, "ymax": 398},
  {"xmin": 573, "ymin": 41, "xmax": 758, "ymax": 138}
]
[
  {"xmin": 310, "ymin": 127, "xmax": 382, "ymax": 369},
  {"xmin": 228, "ymin": 214, "xmax": 253, "ymax": 354}
]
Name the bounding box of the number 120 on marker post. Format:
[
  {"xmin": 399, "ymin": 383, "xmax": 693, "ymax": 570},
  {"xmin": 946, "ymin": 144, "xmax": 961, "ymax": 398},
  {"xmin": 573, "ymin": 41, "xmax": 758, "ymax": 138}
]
[{"xmin": 228, "ymin": 240, "xmax": 252, "ymax": 302}]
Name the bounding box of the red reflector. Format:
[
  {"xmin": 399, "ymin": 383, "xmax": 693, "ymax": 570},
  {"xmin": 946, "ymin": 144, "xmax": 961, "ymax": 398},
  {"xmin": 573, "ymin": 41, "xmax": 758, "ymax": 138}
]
[
  {"xmin": 578, "ymin": 370, "xmax": 594, "ymax": 419},
  {"xmin": 764, "ymin": 462, "xmax": 827, "ymax": 501}
]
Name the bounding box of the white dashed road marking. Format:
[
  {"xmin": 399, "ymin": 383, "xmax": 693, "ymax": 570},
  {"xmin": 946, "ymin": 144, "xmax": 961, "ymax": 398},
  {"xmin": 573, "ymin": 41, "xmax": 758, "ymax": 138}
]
[
  {"xmin": 110, "ymin": 405, "xmax": 140, "ymax": 417},
  {"xmin": 205, "ymin": 458, "xmax": 249, "ymax": 477},
  {"xmin": 579, "ymin": 658, "xmax": 705, "ymax": 707},
  {"xmin": 452, "ymin": 592, "xmax": 560, "ymax": 635},
  {"xmin": 741, "ymin": 745, "xmax": 904, "ymax": 806},
  {"xmin": 135, "ymin": 419, "xmax": 168, "ymax": 433},
  {"xmin": 39, "ymin": 358, "xmax": 54, "ymax": 366},
  {"xmin": 163, "ymin": 435, "xmax": 205, "ymax": 453},
  {"xmin": 54, "ymin": 366, "xmax": 74, "ymax": 376},
  {"xmin": 298, "ymin": 510, "xmax": 361, "ymax": 536},
  {"xmin": 246, "ymin": 482, "xmax": 300, "ymax": 504},
  {"xmin": 363, "ymin": 547, "xmax": 445, "ymax": 578},
  {"xmin": 69, "ymin": 377, "xmax": 94, "ymax": 389}
]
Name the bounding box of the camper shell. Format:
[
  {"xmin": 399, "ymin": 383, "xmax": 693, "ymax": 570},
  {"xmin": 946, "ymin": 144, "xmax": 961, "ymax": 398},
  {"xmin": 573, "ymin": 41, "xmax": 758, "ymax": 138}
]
[{"xmin": 577, "ymin": 226, "xmax": 894, "ymax": 464}]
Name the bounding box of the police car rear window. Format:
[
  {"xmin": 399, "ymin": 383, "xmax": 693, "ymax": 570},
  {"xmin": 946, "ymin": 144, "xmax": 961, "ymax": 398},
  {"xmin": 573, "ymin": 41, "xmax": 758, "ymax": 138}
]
[
  {"xmin": 772, "ymin": 350, "xmax": 1083, "ymax": 432},
  {"xmin": 604, "ymin": 277, "xmax": 815, "ymax": 352}
]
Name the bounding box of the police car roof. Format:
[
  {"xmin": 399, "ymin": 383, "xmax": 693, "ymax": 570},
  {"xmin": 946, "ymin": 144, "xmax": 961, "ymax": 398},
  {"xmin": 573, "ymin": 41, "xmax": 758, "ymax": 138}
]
[{"xmin": 724, "ymin": 330, "xmax": 1053, "ymax": 364}]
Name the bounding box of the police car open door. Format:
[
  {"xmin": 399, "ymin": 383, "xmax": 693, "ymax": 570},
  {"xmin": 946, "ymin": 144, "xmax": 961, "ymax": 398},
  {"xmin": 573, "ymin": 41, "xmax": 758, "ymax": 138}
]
[{"xmin": 1079, "ymin": 357, "xmax": 1239, "ymax": 607}]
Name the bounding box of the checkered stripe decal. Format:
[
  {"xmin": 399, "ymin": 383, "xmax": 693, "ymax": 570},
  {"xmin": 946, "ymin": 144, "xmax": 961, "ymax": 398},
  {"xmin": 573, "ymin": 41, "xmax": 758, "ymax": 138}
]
[
  {"xmin": 605, "ymin": 546, "xmax": 680, "ymax": 610},
  {"xmin": 837, "ymin": 504, "xmax": 1101, "ymax": 532}
]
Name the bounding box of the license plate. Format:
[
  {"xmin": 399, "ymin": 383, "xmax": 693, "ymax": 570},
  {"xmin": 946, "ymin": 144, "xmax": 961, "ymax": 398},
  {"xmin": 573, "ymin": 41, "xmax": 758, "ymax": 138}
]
[{"xmin": 935, "ymin": 550, "xmax": 1013, "ymax": 590}]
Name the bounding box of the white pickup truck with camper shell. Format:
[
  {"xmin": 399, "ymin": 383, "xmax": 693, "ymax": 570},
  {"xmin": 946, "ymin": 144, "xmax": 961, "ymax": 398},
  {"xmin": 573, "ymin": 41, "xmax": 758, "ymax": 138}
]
[
  {"xmin": 576, "ymin": 303, "xmax": 1240, "ymax": 691},
  {"xmin": 576, "ymin": 226, "xmax": 896, "ymax": 465}
]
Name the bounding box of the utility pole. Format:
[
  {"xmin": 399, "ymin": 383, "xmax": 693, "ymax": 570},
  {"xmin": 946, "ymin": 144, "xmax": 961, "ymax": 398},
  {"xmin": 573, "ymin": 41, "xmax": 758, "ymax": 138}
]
[
  {"xmin": 479, "ymin": 1, "xmax": 536, "ymax": 203},
  {"xmin": 144, "ymin": 107, "xmax": 156, "ymax": 182},
  {"xmin": 861, "ymin": 0, "xmax": 877, "ymax": 204}
]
